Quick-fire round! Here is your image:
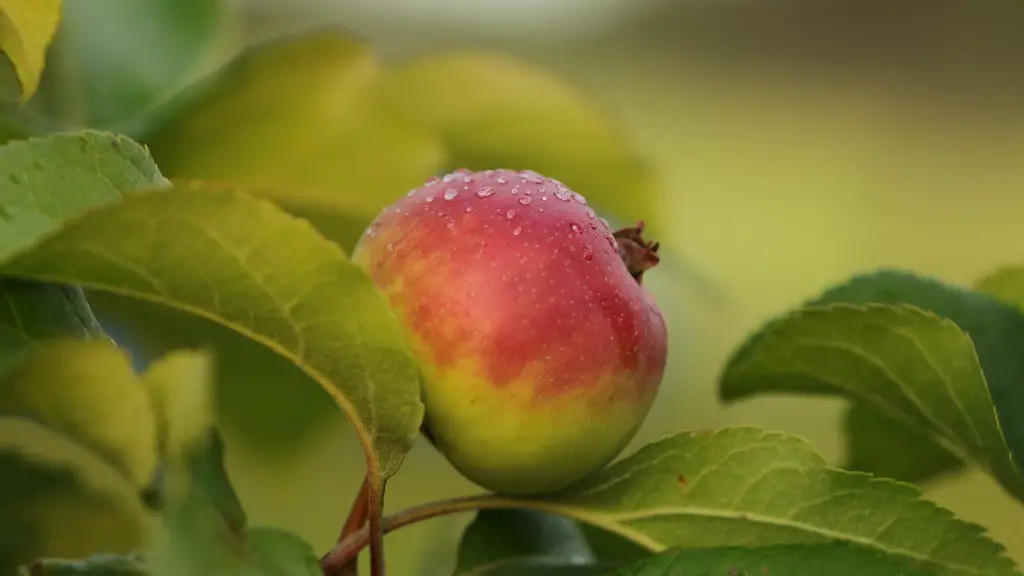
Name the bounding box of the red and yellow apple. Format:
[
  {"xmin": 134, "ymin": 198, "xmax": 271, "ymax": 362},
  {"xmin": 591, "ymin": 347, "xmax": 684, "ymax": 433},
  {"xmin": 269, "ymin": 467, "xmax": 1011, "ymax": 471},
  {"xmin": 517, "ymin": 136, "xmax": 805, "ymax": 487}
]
[{"xmin": 353, "ymin": 169, "xmax": 668, "ymax": 495}]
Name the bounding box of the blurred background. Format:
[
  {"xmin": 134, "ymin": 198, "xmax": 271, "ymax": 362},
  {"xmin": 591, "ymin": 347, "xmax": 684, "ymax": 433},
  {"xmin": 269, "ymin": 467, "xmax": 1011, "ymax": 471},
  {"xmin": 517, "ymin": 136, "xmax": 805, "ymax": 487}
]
[{"xmin": 5, "ymin": 0, "xmax": 1024, "ymax": 573}]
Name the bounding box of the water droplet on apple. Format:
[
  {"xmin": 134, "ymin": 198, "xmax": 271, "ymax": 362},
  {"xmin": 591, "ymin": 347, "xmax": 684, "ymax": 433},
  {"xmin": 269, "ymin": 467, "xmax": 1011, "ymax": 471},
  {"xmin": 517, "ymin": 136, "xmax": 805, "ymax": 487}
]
[
  {"xmin": 406, "ymin": 189, "xmax": 417, "ymax": 197},
  {"xmin": 520, "ymin": 170, "xmax": 545, "ymax": 183},
  {"xmin": 425, "ymin": 176, "xmax": 440, "ymax": 184},
  {"xmin": 476, "ymin": 187, "xmax": 495, "ymax": 198},
  {"xmin": 386, "ymin": 241, "xmax": 396, "ymax": 252},
  {"xmin": 599, "ymin": 217, "xmax": 610, "ymax": 228},
  {"xmin": 506, "ymin": 209, "xmax": 516, "ymax": 220},
  {"xmin": 446, "ymin": 219, "xmax": 457, "ymax": 230},
  {"xmin": 496, "ymin": 176, "xmax": 507, "ymax": 184},
  {"xmin": 465, "ymin": 206, "xmax": 474, "ymax": 212},
  {"xmin": 512, "ymin": 226, "xmax": 523, "ymax": 236},
  {"xmin": 582, "ymin": 247, "xmax": 593, "ymax": 261},
  {"xmin": 586, "ymin": 209, "xmax": 595, "ymax": 219},
  {"xmin": 573, "ymin": 193, "xmax": 587, "ymax": 204},
  {"xmin": 444, "ymin": 189, "xmax": 459, "ymax": 200},
  {"xmin": 570, "ymin": 222, "xmax": 583, "ymax": 234},
  {"xmin": 518, "ymin": 196, "xmax": 532, "ymax": 206},
  {"xmin": 555, "ymin": 190, "xmax": 571, "ymax": 201},
  {"xmin": 425, "ymin": 195, "xmax": 435, "ymax": 203}
]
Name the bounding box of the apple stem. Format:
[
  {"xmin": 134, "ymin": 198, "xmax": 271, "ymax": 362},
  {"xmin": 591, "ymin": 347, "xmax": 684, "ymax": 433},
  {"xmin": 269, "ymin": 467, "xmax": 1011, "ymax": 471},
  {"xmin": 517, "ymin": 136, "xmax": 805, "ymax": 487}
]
[{"xmin": 613, "ymin": 221, "xmax": 661, "ymax": 284}]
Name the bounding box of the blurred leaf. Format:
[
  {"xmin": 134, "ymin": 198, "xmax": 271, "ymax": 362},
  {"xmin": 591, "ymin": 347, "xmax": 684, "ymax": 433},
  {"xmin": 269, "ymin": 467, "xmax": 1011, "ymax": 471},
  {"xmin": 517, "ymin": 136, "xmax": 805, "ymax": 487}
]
[
  {"xmin": 0, "ymin": 339, "xmax": 158, "ymax": 487},
  {"xmin": 843, "ymin": 403, "xmax": 965, "ymax": 484},
  {"xmin": 9, "ymin": 0, "xmax": 228, "ymax": 132},
  {"xmin": 0, "ymin": 174, "xmax": 425, "ymax": 479},
  {"xmin": 376, "ymin": 51, "xmax": 661, "ymax": 232},
  {"xmin": 142, "ymin": 348, "xmax": 215, "ymax": 465},
  {"xmin": 496, "ymin": 428, "xmax": 1017, "ymax": 576},
  {"xmin": 455, "ymin": 510, "xmax": 596, "ymax": 574},
  {"xmin": 89, "ymin": 293, "xmax": 340, "ymax": 455},
  {"xmin": 148, "ymin": 430, "xmax": 245, "ymax": 576},
  {"xmin": 145, "ymin": 28, "xmax": 445, "ymax": 222},
  {"xmin": 719, "ymin": 269, "xmax": 1024, "ymax": 501},
  {"xmin": 977, "ymin": 263, "xmax": 1024, "ymax": 313},
  {"xmin": 0, "ymin": 278, "xmax": 105, "ymax": 375},
  {"xmin": 20, "ymin": 553, "xmax": 146, "ymax": 575},
  {"xmin": 457, "ymin": 557, "xmax": 613, "ymax": 576},
  {"xmin": 0, "ymin": 0, "xmax": 61, "ymax": 103},
  {"xmin": 242, "ymin": 527, "xmax": 322, "ymax": 576},
  {"xmin": 577, "ymin": 524, "xmax": 649, "ymax": 566},
  {"xmin": 611, "ymin": 543, "xmax": 937, "ymax": 576}
]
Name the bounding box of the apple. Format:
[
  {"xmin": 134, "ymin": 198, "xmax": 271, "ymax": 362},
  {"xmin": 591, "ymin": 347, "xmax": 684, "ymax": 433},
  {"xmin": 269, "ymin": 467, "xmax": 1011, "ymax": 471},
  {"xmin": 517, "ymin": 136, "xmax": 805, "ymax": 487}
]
[{"xmin": 353, "ymin": 168, "xmax": 668, "ymax": 495}]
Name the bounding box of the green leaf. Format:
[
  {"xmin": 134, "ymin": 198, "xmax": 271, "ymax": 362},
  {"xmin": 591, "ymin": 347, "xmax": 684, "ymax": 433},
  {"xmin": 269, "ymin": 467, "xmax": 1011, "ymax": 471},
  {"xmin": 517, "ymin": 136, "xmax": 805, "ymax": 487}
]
[
  {"xmin": 457, "ymin": 557, "xmax": 614, "ymax": 576},
  {"xmin": 0, "ymin": 339, "xmax": 158, "ymax": 487},
  {"xmin": 719, "ymin": 269, "xmax": 1024, "ymax": 501},
  {"xmin": 0, "ymin": 130, "xmax": 169, "ymax": 258},
  {"xmin": 578, "ymin": 524, "xmax": 650, "ymax": 566},
  {"xmin": 612, "ymin": 543, "xmax": 937, "ymax": 576},
  {"xmin": 456, "ymin": 510, "xmax": 596, "ymax": 574},
  {"xmin": 506, "ymin": 428, "xmax": 1017, "ymax": 576},
  {"xmin": 376, "ymin": 50, "xmax": 661, "ymax": 232},
  {"xmin": 0, "ymin": 0, "xmax": 61, "ymax": 102},
  {"xmin": 0, "ymin": 160, "xmax": 424, "ymax": 478},
  {"xmin": 241, "ymin": 527, "xmax": 322, "ymax": 576},
  {"xmin": 0, "ymin": 278, "xmax": 105, "ymax": 375},
  {"xmin": 9, "ymin": 0, "xmax": 228, "ymax": 132},
  {"xmin": 843, "ymin": 403, "xmax": 965, "ymax": 484},
  {"xmin": 145, "ymin": 28, "xmax": 445, "ymax": 223},
  {"xmin": 976, "ymin": 264, "xmax": 1024, "ymax": 313},
  {"xmin": 19, "ymin": 553, "xmax": 146, "ymax": 575},
  {"xmin": 141, "ymin": 348, "xmax": 215, "ymax": 464}
]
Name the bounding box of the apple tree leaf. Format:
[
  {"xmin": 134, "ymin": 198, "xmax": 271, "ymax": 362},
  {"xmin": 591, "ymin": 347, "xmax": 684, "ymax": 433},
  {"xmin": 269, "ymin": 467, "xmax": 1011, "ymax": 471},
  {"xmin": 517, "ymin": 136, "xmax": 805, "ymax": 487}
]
[
  {"xmin": 455, "ymin": 510, "xmax": 597, "ymax": 574},
  {"xmin": 376, "ymin": 50, "xmax": 661, "ymax": 233},
  {"xmin": 10, "ymin": 0, "xmax": 227, "ymax": 132},
  {"xmin": 976, "ymin": 264, "xmax": 1024, "ymax": 314},
  {"xmin": 719, "ymin": 269, "xmax": 1024, "ymax": 501},
  {"xmin": 0, "ymin": 0, "xmax": 61, "ymax": 102},
  {"xmin": 495, "ymin": 427, "xmax": 1018, "ymax": 576},
  {"xmin": 19, "ymin": 553, "xmax": 146, "ymax": 575},
  {"xmin": 842, "ymin": 402, "xmax": 964, "ymax": 484},
  {"xmin": 612, "ymin": 543, "xmax": 937, "ymax": 576},
  {"xmin": 0, "ymin": 134, "xmax": 424, "ymax": 480},
  {"xmin": 0, "ymin": 341, "xmax": 161, "ymax": 571}
]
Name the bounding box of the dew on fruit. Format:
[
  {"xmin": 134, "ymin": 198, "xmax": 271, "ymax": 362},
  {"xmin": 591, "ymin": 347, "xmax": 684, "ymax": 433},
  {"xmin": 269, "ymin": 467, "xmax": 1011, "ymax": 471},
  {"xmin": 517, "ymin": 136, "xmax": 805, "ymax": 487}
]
[
  {"xmin": 476, "ymin": 187, "xmax": 495, "ymax": 198},
  {"xmin": 520, "ymin": 170, "xmax": 545, "ymax": 183},
  {"xmin": 446, "ymin": 219, "xmax": 457, "ymax": 230},
  {"xmin": 425, "ymin": 176, "xmax": 440, "ymax": 184},
  {"xmin": 572, "ymin": 193, "xmax": 587, "ymax": 204},
  {"xmin": 599, "ymin": 217, "xmax": 611, "ymax": 228},
  {"xmin": 518, "ymin": 196, "xmax": 532, "ymax": 206},
  {"xmin": 586, "ymin": 209, "xmax": 595, "ymax": 219},
  {"xmin": 511, "ymin": 186, "xmax": 520, "ymax": 195},
  {"xmin": 465, "ymin": 206, "xmax": 474, "ymax": 212},
  {"xmin": 463, "ymin": 176, "xmax": 473, "ymax": 183},
  {"xmin": 484, "ymin": 169, "xmax": 495, "ymax": 178},
  {"xmin": 406, "ymin": 189, "xmax": 417, "ymax": 197},
  {"xmin": 582, "ymin": 247, "xmax": 594, "ymax": 261},
  {"xmin": 386, "ymin": 241, "xmax": 395, "ymax": 252},
  {"xmin": 512, "ymin": 226, "xmax": 523, "ymax": 236},
  {"xmin": 444, "ymin": 189, "xmax": 459, "ymax": 200},
  {"xmin": 426, "ymin": 194, "xmax": 435, "ymax": 203},
  {"xmin": 506, "ymin": 209, "xmax": 516, "ymax": 220},
  {"xmin": 442, "ymin": 173, "xmax": 459, "ymax": 182},
  {"xmin": 570, "ymin": 222, "xmax": 583, "ymax": 234},
  {"xmin": 555, "ymin": 190, "xmax": 571, "ymax": 201},
  {"xmin": 541, "ymin": 196, "xmax": 548, "ymax": 201},
  {"xmin": 589, "ymin": 221, "xmax": 598, "ymax": 229},
  {"xmin": 496, "ymin": 176, "xmax": 507, "ymax": 184}
]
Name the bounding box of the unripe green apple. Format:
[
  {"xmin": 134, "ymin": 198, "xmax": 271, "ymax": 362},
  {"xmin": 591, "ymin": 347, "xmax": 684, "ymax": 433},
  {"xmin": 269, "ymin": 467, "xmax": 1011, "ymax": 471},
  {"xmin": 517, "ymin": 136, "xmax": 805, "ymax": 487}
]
[{"xmin": 353, "ymin": 169, "xmax": 668, "ymax": 495}]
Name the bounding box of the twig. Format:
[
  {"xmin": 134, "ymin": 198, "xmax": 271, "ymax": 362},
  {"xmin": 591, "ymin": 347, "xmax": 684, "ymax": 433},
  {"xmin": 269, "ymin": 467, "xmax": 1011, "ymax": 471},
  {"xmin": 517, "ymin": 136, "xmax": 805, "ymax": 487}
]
[
  {"xmin": 330, "ymin": 477, "xmax": 372, "ymax": 576},
  {"xmin": 367, "ymin": 481, "xmax": 386, "ymax": 576},
  {"xmin": 320, "ymin": 494, "xmax": 564, "ymax": 572}
]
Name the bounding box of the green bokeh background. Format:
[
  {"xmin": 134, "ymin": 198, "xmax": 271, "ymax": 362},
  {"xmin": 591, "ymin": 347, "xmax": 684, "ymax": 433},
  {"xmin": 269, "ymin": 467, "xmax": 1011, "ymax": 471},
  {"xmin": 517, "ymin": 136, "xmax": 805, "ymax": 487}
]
[{"xmin": 6, "ymin": 0, "xmax": 1024, "ymax": 574}]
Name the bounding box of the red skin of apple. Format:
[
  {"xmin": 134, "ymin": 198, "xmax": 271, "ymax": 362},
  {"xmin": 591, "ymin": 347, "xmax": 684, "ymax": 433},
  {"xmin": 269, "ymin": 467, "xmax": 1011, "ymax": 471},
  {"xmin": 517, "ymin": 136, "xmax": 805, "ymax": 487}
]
[{"xmin": 353, "ymin": 168, "xmax": 668, "ymax": 495}]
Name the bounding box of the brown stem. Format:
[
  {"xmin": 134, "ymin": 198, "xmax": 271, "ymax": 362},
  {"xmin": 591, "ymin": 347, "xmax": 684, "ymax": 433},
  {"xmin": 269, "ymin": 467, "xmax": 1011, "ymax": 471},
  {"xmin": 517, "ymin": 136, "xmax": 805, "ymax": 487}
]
[
  {"xmin": 367, "ymin": 482, "xmax": 386, "ymax": 576},
  {"xmin": 613, "ymin": 221, "xmax": 661, "ymax": 284},
  {"xmin": 319, "ymin": 495, "xmax": 565, "ymax": 572},
  {"xmin": 330, "ymin": 478, "xmax": 372, "ymax": 576}
]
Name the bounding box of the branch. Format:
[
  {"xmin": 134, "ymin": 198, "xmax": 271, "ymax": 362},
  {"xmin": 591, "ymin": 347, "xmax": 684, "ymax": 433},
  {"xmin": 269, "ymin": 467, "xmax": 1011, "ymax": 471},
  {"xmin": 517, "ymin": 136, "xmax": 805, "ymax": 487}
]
[
  {"xmin": 329, "ymin": 477, "xmax": 371, "ymax": 576},
  {"xmin": 319, "ymin": 494, "xmax": 561, "ymax": 572}
]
